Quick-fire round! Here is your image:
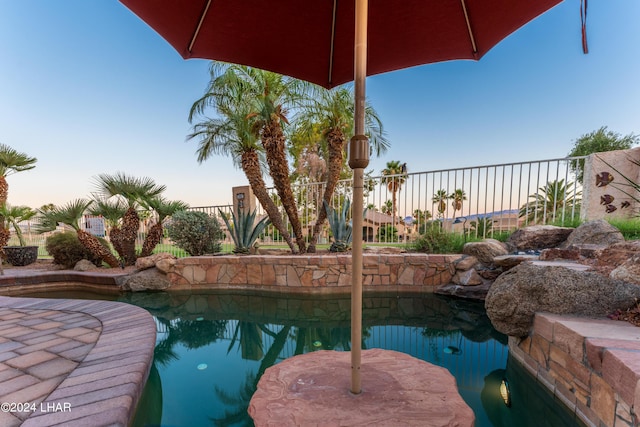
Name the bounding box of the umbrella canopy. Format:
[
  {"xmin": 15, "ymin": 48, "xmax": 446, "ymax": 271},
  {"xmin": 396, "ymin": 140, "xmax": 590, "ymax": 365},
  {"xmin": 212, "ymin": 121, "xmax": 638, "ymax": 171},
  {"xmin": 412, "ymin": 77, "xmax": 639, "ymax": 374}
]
[
  {"xmin": 120, "ymin": 0, "xmax": 563, "ymax": 395},
  {"xmin": 120, "ymin": 0, "xmax": 562, "ymax": 89}
]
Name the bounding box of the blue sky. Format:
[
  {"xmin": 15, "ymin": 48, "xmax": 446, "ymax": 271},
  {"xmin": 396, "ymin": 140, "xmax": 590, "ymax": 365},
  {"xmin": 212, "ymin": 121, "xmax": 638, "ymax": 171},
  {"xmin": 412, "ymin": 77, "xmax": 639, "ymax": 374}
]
[{"xmin": 1, "ymin": 1, "xmax": 638, "ymax": 209}]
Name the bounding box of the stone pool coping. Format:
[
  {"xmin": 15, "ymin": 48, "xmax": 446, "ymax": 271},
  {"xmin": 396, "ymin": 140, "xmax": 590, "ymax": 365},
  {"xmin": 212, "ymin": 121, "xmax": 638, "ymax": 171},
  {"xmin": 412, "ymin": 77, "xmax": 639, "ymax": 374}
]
[
  {"xmin": 511, "ymin": 313, "xmax": 640, "ymax": 427},
  {"xmin": 0, "ymin": 295, "xmax": 156, "ymax": 426}
]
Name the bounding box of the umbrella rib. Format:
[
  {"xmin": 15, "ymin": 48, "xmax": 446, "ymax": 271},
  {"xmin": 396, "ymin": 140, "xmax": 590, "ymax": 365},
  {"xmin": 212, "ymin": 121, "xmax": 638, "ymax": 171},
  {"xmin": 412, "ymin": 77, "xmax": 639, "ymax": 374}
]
[
  {"xmin": 328, "ymin": 0, "xmax": 338, "ymax": 86},
  {"xmin": 460, "ymin": 0, "xmax": 478, "ymax": 55},
  {"xmin": 189, "ymin": 0, "xmax": 213, "ymax": 53}
]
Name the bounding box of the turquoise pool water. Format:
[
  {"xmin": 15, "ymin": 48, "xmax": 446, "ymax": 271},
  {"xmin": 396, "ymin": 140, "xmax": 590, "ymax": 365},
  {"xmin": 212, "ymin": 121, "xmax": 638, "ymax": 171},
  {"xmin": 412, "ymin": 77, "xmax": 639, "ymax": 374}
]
[{"xmin": 24, "ymin": 290, "xmax": 585, "ymax": 426}]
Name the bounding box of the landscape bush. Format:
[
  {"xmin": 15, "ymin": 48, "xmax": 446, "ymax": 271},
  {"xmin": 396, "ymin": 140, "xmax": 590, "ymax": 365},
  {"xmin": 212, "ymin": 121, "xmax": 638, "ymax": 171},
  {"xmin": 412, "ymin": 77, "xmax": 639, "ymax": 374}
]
[
  {"xmin": 45, "ymin": 232, "xmax": 109, "ymax": 268},
  {"xmin": 166, "ymin": 210, "xmax": 223, "ymax": 256},
  {"xmin": 411, "ymin": 227, "xmax": 466, "ymax": 254}
]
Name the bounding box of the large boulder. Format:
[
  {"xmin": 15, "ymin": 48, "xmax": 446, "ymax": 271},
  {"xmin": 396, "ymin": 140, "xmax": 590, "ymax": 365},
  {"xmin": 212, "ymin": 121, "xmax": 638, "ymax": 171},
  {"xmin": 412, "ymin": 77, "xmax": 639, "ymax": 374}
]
[
  {"xmin": 135, "ymin": 252, "xmax": 176, "ymax": 270},
  {"xmin": 462, "ymin": 239, "xmax": 508, "ymax": 265},
  {"xmin": 451, "ymin": 268, "xmax": 483, "ymax": 286},
  {"xmin": 74, "ymin": 259, "xmax": 98, "ymax": 271},
  {"xmin": 505, "ymin": 225, "xmax": 573, "ymax": 252},
  {"xmin": 597, "ymin": 241, "xmax": 640, "ymax": 269},
  {"xmin": 119, "ymin": 268, "xmax": 172, "ymax": 292},
  {"xmin": 610, "ymin": 254, "xmax": 640, "ymax": 285},
  {"xmin": 484, "ymin": 263, "xmax": 640, "ymax": 337},
  {"xmin": 560, "ymin": 219, "xmax": 625, "ymax": 249},
  {"xmin": 436, "ymin": 281, "xmax": 492, "ymax": 300}
]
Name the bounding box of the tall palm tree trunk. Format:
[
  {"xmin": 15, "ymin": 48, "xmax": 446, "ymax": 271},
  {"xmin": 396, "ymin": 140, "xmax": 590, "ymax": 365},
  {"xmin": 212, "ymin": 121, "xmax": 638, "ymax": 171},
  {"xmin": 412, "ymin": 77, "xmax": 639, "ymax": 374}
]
[
  {"xmin": 121, "ymin": 207, "xmax": 139, "ymax": 266},
  {"xmin": 140, "ymin": 221, "xmax": 163, "ymax": 258},
  {"xmin": 391, "ymin": 192, "xmax": 397, "ymax": 230},
  {"xmin": 0, "ymin": 176, "xmax": 8, "ymax": 258},
  {"xmin": 0, "ymin": 176, "xmax": 8, "ymax": 206},
  {"xmin": 109, "ymin": 226, "xmax": 125, "ymax": 259},
  {"xmin": 77, "ymin": 229, "xmax": 120, "ymax": 268},
  {"xmin": 261, "ymin": 120, "xmax": 306, "ymax": 253},
  {"xmin": 0, "ymin": 227, "xmax": 9, "ymax": 259},
  {"xmin": 307, "ymin": 129, "xmax": 344, "ymax": 253},
  {"xmin": 241, "ymin": 150, "xmax": 296, "ymax": 253}
]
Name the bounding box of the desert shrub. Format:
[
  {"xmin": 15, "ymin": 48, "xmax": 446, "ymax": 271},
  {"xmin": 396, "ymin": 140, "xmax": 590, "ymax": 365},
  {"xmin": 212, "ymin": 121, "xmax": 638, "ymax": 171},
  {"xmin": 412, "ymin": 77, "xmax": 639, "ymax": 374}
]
[
  {"xmin": 45, "ymin": 232, "xmax": 108, "ymax": 268},
  {"xmin": 489, "ymin": 231, "xmax": 512, "ymax": 243},
  {"xmin": 411, "ymin": 227, "xmax": 465, "ymax": 254},
  {"xmin": 166, "ymin": 210, "xmax": 223, "ymax": 256},
  {"xmin": 377, "ymin": 224, "xmax": 398, "ymax": 242},
  {"xmin": 549, "ymin": 216, "xmax": 583, "ymax": 228}
]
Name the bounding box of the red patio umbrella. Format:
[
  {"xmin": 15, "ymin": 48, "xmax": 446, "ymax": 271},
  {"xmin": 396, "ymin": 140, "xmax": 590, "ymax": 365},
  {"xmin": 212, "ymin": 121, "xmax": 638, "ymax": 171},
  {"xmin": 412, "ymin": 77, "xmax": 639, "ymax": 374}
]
[{"xmin": 120, "ymin": 0, "xmax": 563, "ymax": 394}]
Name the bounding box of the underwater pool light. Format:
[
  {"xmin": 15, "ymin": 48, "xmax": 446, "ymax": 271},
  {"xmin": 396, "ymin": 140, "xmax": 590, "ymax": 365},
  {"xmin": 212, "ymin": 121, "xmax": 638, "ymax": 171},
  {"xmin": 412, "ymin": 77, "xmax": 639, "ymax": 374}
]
[{"xmin": 500, "ymin": 379, "xmax": 511, "ymax": 407}]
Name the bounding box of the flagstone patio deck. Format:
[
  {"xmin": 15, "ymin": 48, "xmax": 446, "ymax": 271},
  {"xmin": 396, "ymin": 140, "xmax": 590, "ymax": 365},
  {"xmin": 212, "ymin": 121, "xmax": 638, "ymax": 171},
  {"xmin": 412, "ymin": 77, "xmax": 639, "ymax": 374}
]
[{"xmin": 0, "ymin": 289, "xmax": 155, "ymax": 427}]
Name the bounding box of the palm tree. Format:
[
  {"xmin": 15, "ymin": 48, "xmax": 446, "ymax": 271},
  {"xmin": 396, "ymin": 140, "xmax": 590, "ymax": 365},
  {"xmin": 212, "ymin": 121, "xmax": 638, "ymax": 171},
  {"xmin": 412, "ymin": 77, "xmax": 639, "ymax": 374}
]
[
  {"xmin": 187, "ymin": 85, "xmax": 297, "ymax": 253},
  {"xmin": 192, "ymin": 63, "xmax": 308, "ymax": 253},
  {"xmin": 140, "ymin": 197, "xmax": 189, "ymax": 257},
  {"xmin": 0, "ymin": 144, "xmax": 37, "ymax": 251},
  {"xmin": 381, "ymin": 200, "xmax": 393, "ymax": 215},
  {"xmin": 89, "ymin": 197, "xmax": 127, "ymax": 258},
  {"xmin": 519, "ymin": 179, "xmax": 582, "ymax": 224},
  {"xmin": 413, "ymin": 209, "xmax": 432, "ymax": 223},
  {"xmin": 0, "ymin": 204, "xmax": 36, "ymax": 247},
  {"xmin": 450, "ymin": 189, "xmax": 467, "ymax": 217},
  {"xmin": 296, "ymin": 87, "xmax": 388, "ymax": 252},
  {"xmin": 432, "ymin": 189, "xmax": 449, "ymax": 219},
  {"xmin": 93, "ymin": 173, "xmax": 166, "ymax": 266},
  {"xmin": 381, "ymin": 161, "xmax": 407, "ymax": 225},
  {"xmin": 0, "ymin": 143, "xmax": 37, "ymax": 205},
  {"xmin": 35, "ymin": 199, "xmax": 120, "ymax": 268}
]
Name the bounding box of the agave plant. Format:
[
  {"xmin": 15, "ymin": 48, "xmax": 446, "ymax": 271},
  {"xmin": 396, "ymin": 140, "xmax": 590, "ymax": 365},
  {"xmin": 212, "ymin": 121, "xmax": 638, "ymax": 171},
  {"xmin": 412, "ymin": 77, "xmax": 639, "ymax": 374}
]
[
  {"xmin": 324, "ymin": 199, "xmax": 352, "ymax": 252},
  {"xmin": 219, "ymin": 209, "xmax": 271, "ymax": 254}
]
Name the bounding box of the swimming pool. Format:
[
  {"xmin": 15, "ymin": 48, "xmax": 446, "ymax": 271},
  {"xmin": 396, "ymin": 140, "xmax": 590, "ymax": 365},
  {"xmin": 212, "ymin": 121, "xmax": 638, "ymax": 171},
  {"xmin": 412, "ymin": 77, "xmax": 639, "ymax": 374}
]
[{"xmin": 22, "ymin": 290, "xmax": 584, "ymax": 426}]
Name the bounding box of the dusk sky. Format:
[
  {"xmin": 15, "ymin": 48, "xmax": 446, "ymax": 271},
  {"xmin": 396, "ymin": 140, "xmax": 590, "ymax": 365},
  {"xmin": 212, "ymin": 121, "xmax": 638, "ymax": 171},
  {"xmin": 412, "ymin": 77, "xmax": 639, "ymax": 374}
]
[{"xmin": 1, "ymin": 1, "xmax": 638, "ymax": 209}]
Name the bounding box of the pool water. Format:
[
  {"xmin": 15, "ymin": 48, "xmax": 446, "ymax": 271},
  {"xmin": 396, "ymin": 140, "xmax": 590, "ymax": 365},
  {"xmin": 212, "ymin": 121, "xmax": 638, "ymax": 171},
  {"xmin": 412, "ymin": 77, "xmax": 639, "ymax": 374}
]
[{"xmin": 23, "ymin": 290, "xmax": 585, "ymax": 426}]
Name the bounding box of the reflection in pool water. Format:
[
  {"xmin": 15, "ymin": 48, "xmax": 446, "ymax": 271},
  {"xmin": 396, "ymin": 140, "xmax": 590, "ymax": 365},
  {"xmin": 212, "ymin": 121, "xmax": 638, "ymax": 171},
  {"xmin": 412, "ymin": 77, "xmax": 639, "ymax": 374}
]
[{"xmin": 21, "ymin": 290, "xmax": 584, "ymax": 426}]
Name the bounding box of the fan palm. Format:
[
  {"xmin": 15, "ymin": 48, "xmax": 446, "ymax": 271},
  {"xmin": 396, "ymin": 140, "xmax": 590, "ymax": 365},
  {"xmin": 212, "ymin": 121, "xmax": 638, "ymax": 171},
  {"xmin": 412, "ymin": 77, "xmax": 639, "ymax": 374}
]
[
  {"xmin": 35, "ymin": 199, "xmax": 120, "ymax": 268},
  {"xmin": 450, "ymin": 189, "xmax": 467, "ymax": 216},
  {"xmin": 0, "ymin": 144, "xmax": 37, "ymax": 250},
  {"xmin": 432, "ymin": 189, "xmax": 449, "ymax": 219},
  {"xmin": 0, "ymin": 143, "xmax": 37, "ymax": 205},
  {"xmin": 140, "ymin": 197, "xmax": 189, "ymax": 257},
  {"xmin": 381, "ymin": 161, "xmax": 407, "ymax": 224},
  {"xmin": 296, "ymin": 87, "xmax": 388, "ymax": 252},
  {"xmin": 89, "ymin": 197, "xmax": 127, "ymax": 257},
  {"xmin": 0, "ymin": 204, "xmax": 36, "ymax": 247},
  {"xmin": 192, "ymin": 63, "xmax": 308, "ymax": 253},
  {"xmin": 381, "ymin": 200, "xmax": 393, "ymax": 215},
  {"xmin": 93, "ymin": 173, "xmax": 166, "ymax": 265},
  {"xmin": 188, "ymin": 86, "xmax": 297, "ymax": 253},
  {"xmin": 519, "ymin": 179, "xmax": 582, "ymax": 224}
]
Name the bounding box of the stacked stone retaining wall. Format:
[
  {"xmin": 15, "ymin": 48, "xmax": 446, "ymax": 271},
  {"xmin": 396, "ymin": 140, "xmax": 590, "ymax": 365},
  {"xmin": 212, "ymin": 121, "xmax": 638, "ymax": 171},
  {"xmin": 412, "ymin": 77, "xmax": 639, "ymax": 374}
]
[{"xmin": 167, "ymin": 253, "xmax": 462, "ymax": 293}]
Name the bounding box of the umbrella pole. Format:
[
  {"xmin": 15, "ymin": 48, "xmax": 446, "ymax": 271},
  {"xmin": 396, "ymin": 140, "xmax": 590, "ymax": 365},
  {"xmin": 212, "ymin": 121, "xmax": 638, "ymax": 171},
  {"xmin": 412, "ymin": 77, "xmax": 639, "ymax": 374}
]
[{"xmin": 349, "ymin": 0, "xmax": 369, "ymax": 395}]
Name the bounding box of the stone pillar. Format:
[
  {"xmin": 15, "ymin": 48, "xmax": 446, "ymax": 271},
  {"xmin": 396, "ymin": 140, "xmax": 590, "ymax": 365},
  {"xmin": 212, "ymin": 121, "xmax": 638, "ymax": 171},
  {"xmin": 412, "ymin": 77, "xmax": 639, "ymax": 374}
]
[
  {"xmin": 581, "ymin": 147, "xmax": 640, "ymax": 221},
  {"xmin": 232, "ymin": 185, "xmax": 256, "ymax": 217}
]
